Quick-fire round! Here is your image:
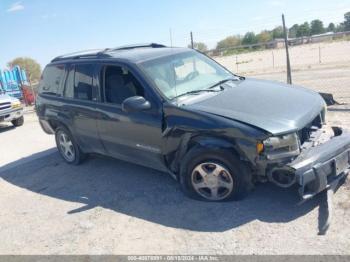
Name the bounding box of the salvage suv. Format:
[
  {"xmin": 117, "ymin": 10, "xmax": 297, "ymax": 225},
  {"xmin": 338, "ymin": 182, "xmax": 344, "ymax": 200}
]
[
  {"xmin": 0, "ymin": 87, "xmax": 24, "ymax": 127},
  {"xmin": 36, "ymin": 44, "xmax": 350, "ymax": 201}
]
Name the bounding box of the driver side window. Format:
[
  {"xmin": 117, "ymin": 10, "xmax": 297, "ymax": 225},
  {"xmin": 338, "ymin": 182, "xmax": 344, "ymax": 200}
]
[{"xmin": 103, "ymin": 65, "xmax": 144, "ymax": 105}]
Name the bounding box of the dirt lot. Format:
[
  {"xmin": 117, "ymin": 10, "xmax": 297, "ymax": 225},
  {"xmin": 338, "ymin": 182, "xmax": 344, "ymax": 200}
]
[
  {"xmin": 214, "ymin": 41, "xmax": 350, "ymax": 104},
  {"xmin": 0, "ymin": 110, "xmax": 349, "ymax": 255}
]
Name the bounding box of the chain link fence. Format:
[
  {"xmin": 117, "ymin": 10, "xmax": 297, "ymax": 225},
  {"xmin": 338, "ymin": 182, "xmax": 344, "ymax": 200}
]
[{"xmin": 209, "ymin": 39, "xmax": 350, "ymax": 104}]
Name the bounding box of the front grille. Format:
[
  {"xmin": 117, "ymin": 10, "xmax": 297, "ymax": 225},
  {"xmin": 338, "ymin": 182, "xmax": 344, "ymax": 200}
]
[
  {"xmin": 0, "ymin": 102, "xmax": 11, "ymax": 111},
  {"xmin": 298, "ymin": 114, "xmax": 323, "ymax": 145}
]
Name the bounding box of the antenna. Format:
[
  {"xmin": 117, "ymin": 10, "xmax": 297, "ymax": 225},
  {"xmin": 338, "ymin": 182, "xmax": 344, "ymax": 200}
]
[
  {"xmin": 190, "ymin": 31, "xmax": 194, "ymax": 49},
  {"xmin": 169, "ymin": 28, "xmax": 173, "ymax": 47}
]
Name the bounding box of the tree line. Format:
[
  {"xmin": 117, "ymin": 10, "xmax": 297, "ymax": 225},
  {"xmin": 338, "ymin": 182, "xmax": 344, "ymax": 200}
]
[{"xmin": 191, "ymin": 12, "xmax": 350, "ymax": 52}]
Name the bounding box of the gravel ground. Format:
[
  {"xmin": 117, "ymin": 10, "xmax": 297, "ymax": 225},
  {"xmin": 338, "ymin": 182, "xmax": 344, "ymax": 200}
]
[{"xmin": 0, "ymin": 110, "xmax": 349, "ymax": 255}]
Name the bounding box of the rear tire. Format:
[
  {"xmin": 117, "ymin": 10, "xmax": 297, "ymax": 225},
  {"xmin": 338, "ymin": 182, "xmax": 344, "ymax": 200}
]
[
  {"xmin": 180, "ymin": 147, "xmax": 252, "ymax": 201},
  {"xmin": 11, "ymin": 116, "xmax": 24, "ymax": 127},
  {"xmin": 55, "ymin": 126, "xmax": 86, "ymax": 165}
]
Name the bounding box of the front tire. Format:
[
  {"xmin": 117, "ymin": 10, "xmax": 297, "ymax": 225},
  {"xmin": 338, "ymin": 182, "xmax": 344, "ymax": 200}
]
[
  {"xmin": 180, "ymin": 147, "xmax": 252, "ymax": 201},
  {"xmin": 55, "ymin": 126, "xmax": 86, "ymax": 165},
  {"xmin": 11, "ymin": 116, "xmax": 24, "ymax": 127}
]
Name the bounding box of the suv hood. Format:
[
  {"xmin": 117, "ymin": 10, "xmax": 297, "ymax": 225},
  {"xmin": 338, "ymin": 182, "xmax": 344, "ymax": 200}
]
[
  {"xmin": 185, "ymin": 78, "xmax": 325, "ymax": 135},
  {"xmin": 0, "ymin": 93, "xmax": 15, "ymax": 103}
]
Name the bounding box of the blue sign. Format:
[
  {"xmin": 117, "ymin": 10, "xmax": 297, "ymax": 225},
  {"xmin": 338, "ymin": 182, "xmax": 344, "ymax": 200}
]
[{"xmin": 0, "ymin": 65, "xmax": 29, "ymax": 99}]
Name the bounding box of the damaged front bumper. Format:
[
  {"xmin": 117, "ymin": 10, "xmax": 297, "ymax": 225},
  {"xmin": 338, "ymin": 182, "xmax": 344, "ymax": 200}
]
[{"xmin": 287, "ymin": 127, "xmax": 350, "ymax": 199}]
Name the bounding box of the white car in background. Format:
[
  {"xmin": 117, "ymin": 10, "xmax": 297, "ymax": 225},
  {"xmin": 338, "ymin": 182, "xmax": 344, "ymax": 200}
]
[{"xmin": 0, "ymin": 88, "xmax": 24, "ymax": 127}]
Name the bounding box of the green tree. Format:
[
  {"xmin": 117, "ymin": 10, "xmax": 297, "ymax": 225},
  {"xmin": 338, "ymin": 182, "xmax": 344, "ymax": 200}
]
[
  {"xmin": 297, "ymin": 22, "xmax": 311, "ymax": 37},
  {"xmin": 242, "ymin": 32, "xmax": 258, "ymax": 45},
  {"xmin": 289, "ymin": 24, "xmax": 299, "ymax": 38},
  {"xmin": 327, "ymin": 22, "xmax": 335, "ymax": 32},
  {"xmin": 188, "ymin": 42, "xmax": 208, "ymax": 52},
  {"xmin": 310, "ymin": 19, "xmax": 325, "ymax": 35},
  {"xmin": 335, "ymin": 23, "xmax": 345, "ymax": 32},
  {"xmin": 216, "ymin": 35, "xmax": 241, "ymax": 50},
  {"xmin": 257, "ymin": 30, "xmax": 272, "ymax": 43},
  {"xmin": 7, "ymin": 57, "xmax": 41, "ymax": 84},
  {"xmin": 344, "ymin": 11, "xmax": 350, "ymax": 31},
  {"xmin": 272, "ymin": 26, "xmax": 284, "ymax": 39}
]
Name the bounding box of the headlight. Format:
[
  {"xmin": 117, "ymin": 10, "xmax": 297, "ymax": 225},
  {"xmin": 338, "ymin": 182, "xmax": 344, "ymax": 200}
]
[
  {"xmin": 262, "ymin": 133, "xmax": 300, "ymax": 160},
  {"xmin": 11, "ymin": 100, "xmax": 22, "ymax": 109}
]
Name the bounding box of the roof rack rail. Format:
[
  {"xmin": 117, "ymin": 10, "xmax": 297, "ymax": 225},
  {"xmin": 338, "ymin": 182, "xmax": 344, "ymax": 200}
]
[
  {"xmin": 109, "ymin": 43, "xmax": 166, "ymax": 52},
  {"xmin": 51, "ymin": 49, "xmax": 110, "ymax": 62},
  {"xmin": 50, "ymin": 43, "xmax": 167, "ymax": 62}
]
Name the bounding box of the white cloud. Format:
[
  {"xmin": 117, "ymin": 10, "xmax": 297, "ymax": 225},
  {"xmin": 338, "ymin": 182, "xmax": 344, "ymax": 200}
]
[{"xmin": 6, "ymin": 2, "xmax": 24, "ymax": 12}]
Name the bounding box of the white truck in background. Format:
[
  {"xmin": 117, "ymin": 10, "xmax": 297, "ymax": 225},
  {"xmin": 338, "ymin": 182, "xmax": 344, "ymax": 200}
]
[{"xmin": 0, "ymin": 88, "xmax": 24, "ymax": 127}]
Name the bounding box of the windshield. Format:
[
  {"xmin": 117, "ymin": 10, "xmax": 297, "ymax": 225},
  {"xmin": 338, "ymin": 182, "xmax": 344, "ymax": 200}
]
[{"xmin": 140, "ymin": 50, "xmax": 235, "ymax": 100}]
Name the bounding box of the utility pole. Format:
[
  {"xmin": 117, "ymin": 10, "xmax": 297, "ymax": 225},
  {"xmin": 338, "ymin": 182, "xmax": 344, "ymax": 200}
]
[
  {"xmin": 190, "ymin": 31, "xmax": 194, "ymax": 49},
  {"xmin": 169, "ymin": 28, "xmax": 173, "ymax": 47},
  {"xmin": 282, "ymin": 14, "xmax": 292, "ymax": 84}
]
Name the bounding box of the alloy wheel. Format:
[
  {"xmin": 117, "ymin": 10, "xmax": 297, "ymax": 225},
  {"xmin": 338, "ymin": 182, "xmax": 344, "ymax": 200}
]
[
  {"xmin": 191, "ymin": 162, "xmax": 234, "ymax": 201},
  {"xmin": 58, "ymin": 131, "xmax": 75, "ymax": 162}
]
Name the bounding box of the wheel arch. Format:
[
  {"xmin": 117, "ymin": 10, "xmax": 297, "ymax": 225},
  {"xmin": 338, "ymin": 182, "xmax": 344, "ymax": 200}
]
[
  {"xmin": 178, "ymin": 138, "xmax": 254, "ymax": 201},
  {"xmin": 47, "ymin": 118, "xmax": 73, "ymax": 135},
  {"xmin": 167, "ymin": 134, "xmax": 252, "ymax": 179}
]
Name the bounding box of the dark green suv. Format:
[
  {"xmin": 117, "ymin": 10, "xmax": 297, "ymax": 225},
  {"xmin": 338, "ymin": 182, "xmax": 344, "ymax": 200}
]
[{"xmin": 36, "ymin": 44, "xmax": 350, "ymax": 201}]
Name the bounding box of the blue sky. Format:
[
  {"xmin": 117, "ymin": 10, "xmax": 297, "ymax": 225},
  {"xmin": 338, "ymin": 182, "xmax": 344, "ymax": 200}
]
[{"xmin": 1, "ymin": 0, "xmax": 349, "ymax": 68}]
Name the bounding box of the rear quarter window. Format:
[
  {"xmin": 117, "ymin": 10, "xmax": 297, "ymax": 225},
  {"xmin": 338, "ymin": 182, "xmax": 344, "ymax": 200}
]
[{"xmin": 38, "ymin": 65, "xmax": 65, "ymax": 95}]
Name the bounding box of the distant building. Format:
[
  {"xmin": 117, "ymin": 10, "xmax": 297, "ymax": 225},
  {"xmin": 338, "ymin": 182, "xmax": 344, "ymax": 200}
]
[
  {"xmin": 310, "ymin": 32, "xmax": 334, "ymax": 43},
  {"xmin": 266, "ymin": 39, "xmax": 285, "ymax": 49}
]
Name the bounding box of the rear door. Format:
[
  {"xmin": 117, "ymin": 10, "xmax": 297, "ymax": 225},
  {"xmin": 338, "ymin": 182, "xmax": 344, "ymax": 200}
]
[
  {"xmin": 95, "ymin": 63, "xmax": 167, "ymax": 171},
  {"xmin": 62, "ymin": 63, "xmax": 104, "ymax": 154}
]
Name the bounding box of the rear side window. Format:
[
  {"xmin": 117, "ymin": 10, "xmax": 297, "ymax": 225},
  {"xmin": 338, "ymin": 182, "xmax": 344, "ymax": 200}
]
[
  {"xmin": 74, "ymin": 64, "xmax": 94, "ymax": 100},
  {"xmin": 38, "ymin": 65, "xmax": 65, "ymax": 95}
]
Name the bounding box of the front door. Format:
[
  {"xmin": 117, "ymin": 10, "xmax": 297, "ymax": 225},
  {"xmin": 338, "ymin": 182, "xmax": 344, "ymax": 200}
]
[{"xmin": 95, "ymin": 64, "xmax": 166, "ymax": 171}]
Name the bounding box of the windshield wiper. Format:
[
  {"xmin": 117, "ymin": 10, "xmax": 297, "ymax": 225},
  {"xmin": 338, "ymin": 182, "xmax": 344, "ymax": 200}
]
[
  {"xmin": 207, "ymin": 78, "xmax": 239, "ymax": 90},
  {"xmin": 172, "ymin": 77, "xmax": 241, "ymax": 100},
  {"xmin": 172, "ymin": 88, "xmax": 222, "ymax": 100}
]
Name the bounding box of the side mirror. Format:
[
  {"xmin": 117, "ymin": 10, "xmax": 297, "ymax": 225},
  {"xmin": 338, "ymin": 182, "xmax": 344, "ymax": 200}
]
[{"xmin": 122, "ymin": 96, "xmax": 151, "ymax": 113}]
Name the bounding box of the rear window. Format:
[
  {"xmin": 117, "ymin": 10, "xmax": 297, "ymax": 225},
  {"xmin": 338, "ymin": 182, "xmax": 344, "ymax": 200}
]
[{"xmin": 38, "ymin": 65, "xmax": 65, "ymax": 95}]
